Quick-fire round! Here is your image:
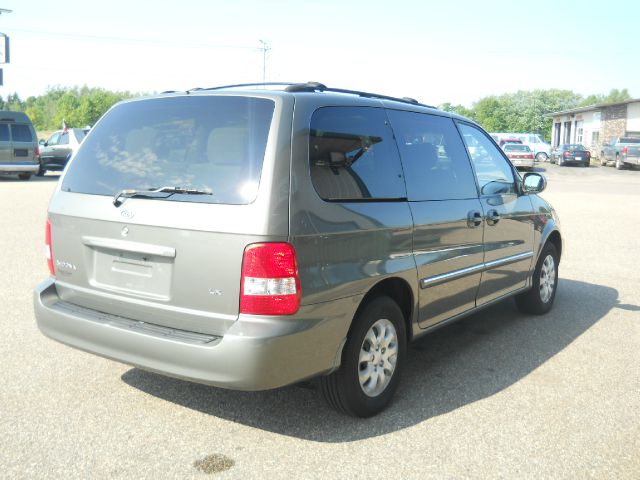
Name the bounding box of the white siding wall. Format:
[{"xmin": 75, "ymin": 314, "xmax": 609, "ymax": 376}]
[{"xmin": 626, "ymin": 102, "xmax": 640, "ymax": 133}]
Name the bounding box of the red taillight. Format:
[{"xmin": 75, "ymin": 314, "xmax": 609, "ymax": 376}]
[
  {"xmin": 240, "ymin": 243, "xmax": 301, "ymax": 315},
  {"xmin": 622, "ymin": 147, "xmax": 628, "ymax": 155},
  {"xmin": 35, "ymin": 146, "xmax": 40, "ymax": 160},
  {"xmin": 525, "ymin": 153, "xmax": 534, "ymax": 159},
  {"xmin": 563, "ymin": 151, "xmax": 570, "ymax": 157},
  {"xmin": 586, "ymin": 151, "xmax": 591, "ymax": 158},
  {"xmin": 45, "ymin": 219, "xmax": 55, "ymax": 276}
]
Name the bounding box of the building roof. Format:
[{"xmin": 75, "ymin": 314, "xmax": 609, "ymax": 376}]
[{"xmin": 545, "ymin": 98, "xmax": 640, "ymax": 118}]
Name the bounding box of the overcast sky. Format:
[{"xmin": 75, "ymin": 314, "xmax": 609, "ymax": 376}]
[{"xmin": 1, "ymin": 0, "xmax": 638, "ymax": 107}]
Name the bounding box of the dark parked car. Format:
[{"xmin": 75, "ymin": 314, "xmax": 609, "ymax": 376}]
[
  {"xmin": 550, "ymin": 144, "xmax": 590, "ymax": 167},
  {"xmin": 37, "ymin": 128, "xmax": 89, "ymax": 175}
]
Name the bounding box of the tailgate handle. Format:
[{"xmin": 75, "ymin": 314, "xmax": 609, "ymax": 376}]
[{"xmin": 82, "ymin": 236, "xmax": 176, "ymax": 258}]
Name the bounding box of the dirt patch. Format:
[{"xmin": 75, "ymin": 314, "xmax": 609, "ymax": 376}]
[{"xmin": 193, "ymin": 453, "xmax": 235, "ymax": 474}]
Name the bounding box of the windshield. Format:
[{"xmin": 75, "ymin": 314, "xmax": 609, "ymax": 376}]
[
  {"xmin": 566, "ymin": 144, "xmax": 586, "ymax": 150},
  {"xmin": 72, "ymin": 128, "xmax": 87, "ymax": 143},
  {"xmin": 504, "ymin": 144, "xmax": 530, "ymax": 152},
  {"xmin": 61, "ymin": 96, "xmax": 275, "ymax": 205}
]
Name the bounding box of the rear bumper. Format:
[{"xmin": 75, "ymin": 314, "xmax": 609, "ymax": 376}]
[
  {"xmin": 34, "ymin": 278, "xmax": 356, "ymax": 390},
  {"xmin": 41, "ymin": 157, "xmax": 69, "ymax": 170},
  {"xmin": 510, "ymin": 159, "xmax": 535, "ymax": 169},
  {"xmin": 0, "ymin": 163, "xmax": 39, "ymax": 173},
  {"xmin": 623, "ymin": 156, "xmax": 640, "ymax": 166}
]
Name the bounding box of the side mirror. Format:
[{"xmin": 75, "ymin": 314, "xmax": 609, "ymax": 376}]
[
  {"xmin": 39, "ymin": 139, "xmax": 46, "ymax": 146},
  {"xmin": 522, "ymin": 172, "xmax": 546, "ymax": 194}
]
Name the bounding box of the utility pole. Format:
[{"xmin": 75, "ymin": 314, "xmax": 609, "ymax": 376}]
[{"xmin": 258, "ymin": 40, "xmax": 270, "ymax": 84}]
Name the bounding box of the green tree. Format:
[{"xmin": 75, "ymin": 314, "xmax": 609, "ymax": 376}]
[{"xmin": 438, "ymin": 102, "xmax": 474, "ymax": 118}]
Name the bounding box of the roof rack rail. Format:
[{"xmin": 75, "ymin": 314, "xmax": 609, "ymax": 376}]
[
  {"xmin": 200, "ymin": 82, "xmax": 297, "ymax": 92},
  {"xmin": 161, "ymin": 81, "xmax": 435, "ymax": 109},
  {"xmin": 159, "ymin": 83, "xmax": 298, "ymax": 95},
  {"xmin": 284, "ymin": 82, "xmax": 434, "ymax": 108}
]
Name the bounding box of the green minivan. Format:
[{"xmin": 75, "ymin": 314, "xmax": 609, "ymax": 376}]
[
  {"xmin": 0, "ymin": 110, "xmax": 39, "ymax": 180},
  {"xmin": 34, "ymin": 83, "xmax": 562, "ymax": 417}
]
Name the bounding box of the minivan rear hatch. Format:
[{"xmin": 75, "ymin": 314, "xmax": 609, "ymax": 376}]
[{"xmin": 50, "ymin": 94, "xmax": 280, "ymax": 336}]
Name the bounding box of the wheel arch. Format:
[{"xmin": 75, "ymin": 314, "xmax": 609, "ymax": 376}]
[
  {"xmin": 544, "ymin": 229, "xmax": 562, "ymax": 264},
  {"xmin": 351, "ymin": 277, "xmax": 415, "ymax": 342}
]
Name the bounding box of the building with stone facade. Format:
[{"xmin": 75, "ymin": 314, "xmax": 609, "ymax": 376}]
[{"xmin": 546, "ymin": 99, "xmax": 640, "ymax": 157}]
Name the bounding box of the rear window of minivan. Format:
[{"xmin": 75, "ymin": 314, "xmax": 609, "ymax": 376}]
[
  {"xmin": 11, "ymin": 124, "xmax": 34, "ymax": 142},
  {"xmin": 62, "ymin": 96, "xmax": 275, "ymax": 205}
]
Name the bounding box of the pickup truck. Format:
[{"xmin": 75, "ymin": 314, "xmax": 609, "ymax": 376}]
[{"xmin": 600, "ymin": 137, "xmax": 640, "ymax": 169}]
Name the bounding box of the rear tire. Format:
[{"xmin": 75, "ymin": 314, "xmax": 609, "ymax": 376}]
[
  {"xmin": 18, "ymin": 173, "xmax": 32, "ymax": 180},
  {"xmin": 557, "ymin": 157, "xmax": 563, "ymax": 166},
  {"xmin": 615, "ymin": 155, "xmax": 624, "ymax": 170},
  {"xmin": 600, "ymin": 154, "xmax": 607, "ymax": 167},
  {"xmin": 36, "ymin": 160, "xmax": 46, "ymax": 177},
  {"xmin": 320, "ymin": 296, "xmax": 406, "ymax": 417},
  {"xmin": 516, "ymin": 242, "xmax": 559, "ymax": 315}
]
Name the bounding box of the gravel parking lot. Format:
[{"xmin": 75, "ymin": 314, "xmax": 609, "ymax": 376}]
[{"xmin": 1, "ymin": 163, "xmax": 638, "ymax": 479}]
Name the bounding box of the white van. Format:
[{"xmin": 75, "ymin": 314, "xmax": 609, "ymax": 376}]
[{"xmin": 490, "ymin": 132, "xmax": 551, "ymax": 162}]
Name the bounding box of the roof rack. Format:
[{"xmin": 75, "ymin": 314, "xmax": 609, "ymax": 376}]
[
  {"xmin": 198, "ymin": 82, "xmax": 297, "ymax": 92},
  {"xmin": 163, "ymin": 81, "xmax": 435, "ymax": 109},
  {"xmin": 285, "ymin": 82, "xmax": 434, "ymax": 108}
]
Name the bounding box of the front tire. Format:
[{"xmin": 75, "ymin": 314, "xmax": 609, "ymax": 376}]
[
  {"xmin": 557, "ymin": 156, "xmax": 563, "ymax": 166},
  {"xmin": 516, "ymin": 242, "xmax": 559, "ymax": 315},
  {"xmin": 320, "ymin": 296, "xmax": 406, "ymax": 417},
  {"xmin": 18, "ymin": 173, "xmax": 32, "ymax": 180},
  {"xmin": 535, "ymin": 152, "xmax": 548, "ymax": 162},
  {"xmin": 600, "ymin": 154, "xmax": 607, "ymax": 166}
]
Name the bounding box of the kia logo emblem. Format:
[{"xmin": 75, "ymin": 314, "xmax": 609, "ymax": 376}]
[{"xmin": 121, "ymin": 210, "xmax": 134, "ymax": 219}]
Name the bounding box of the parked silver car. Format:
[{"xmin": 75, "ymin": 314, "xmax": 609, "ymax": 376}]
[
  {"xmin": 37, "ymin": 127, "xmax": 89, "ymax": 175},
  {"xmin": 34, "ymin": 82, "xmax": 562, "ymax": 417}
]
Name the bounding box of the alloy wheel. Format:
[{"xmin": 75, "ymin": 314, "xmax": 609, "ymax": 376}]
[
  {"xmin": 539, "ymin": 254, "xmax": 556, "ymax": 304},
  {"xmin": 358, "ymin": 318, "xmax": 398, "ymax": 397}
]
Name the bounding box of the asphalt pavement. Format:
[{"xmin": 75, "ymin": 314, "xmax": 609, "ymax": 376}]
[{"xmin": 1, "ymin": 163, "xmax": 638, "ymax": 479}]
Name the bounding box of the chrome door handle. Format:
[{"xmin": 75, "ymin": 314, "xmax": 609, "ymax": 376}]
[
  {"xmin": 467, "ymin": 210, "xmax": 482, "ymax": 228},
  {"xmin": 486, "ymin": 209, "xmax": 500, "ymax": 226}
]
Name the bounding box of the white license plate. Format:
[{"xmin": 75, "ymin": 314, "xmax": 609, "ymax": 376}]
[{"xmin": 575, "ymin": 156, "xmax": 582, "ymax": 160}]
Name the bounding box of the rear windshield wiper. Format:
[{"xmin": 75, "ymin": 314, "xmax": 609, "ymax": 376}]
[{"xmin": 113, "ymin": 186, "xmax": 212, "ymax": 207}]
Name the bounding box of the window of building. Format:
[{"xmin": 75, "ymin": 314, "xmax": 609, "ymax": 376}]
[
  {"xmin": 591, "ymin": 131, "xmax": 600, "ymax": 145},
  {"xmin": 577, "ymin": 127, "xmax": 583, "ymax": 144}
]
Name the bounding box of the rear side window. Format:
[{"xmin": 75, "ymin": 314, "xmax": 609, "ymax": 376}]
[
  {"xmin": 309, "ymin": 107, "xmax": 406, "ymax": 201},
  {"xmin": 11, "ymin": 124, "xmax": 34, "ymax": 142},
  {"xmin": 386, "ymin": 110, "xmax": 478, "ymax": 201},
  {"xmin": 73, "ymin": 128, "xmax": 87, "ymax": 142},
  {"xmin": 0, "ymin": 124, "xmax": 8, "ymax": 141},
  {"xmin": 62, "ymin": 96, "xmax": 275, "ymax": 205}
]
